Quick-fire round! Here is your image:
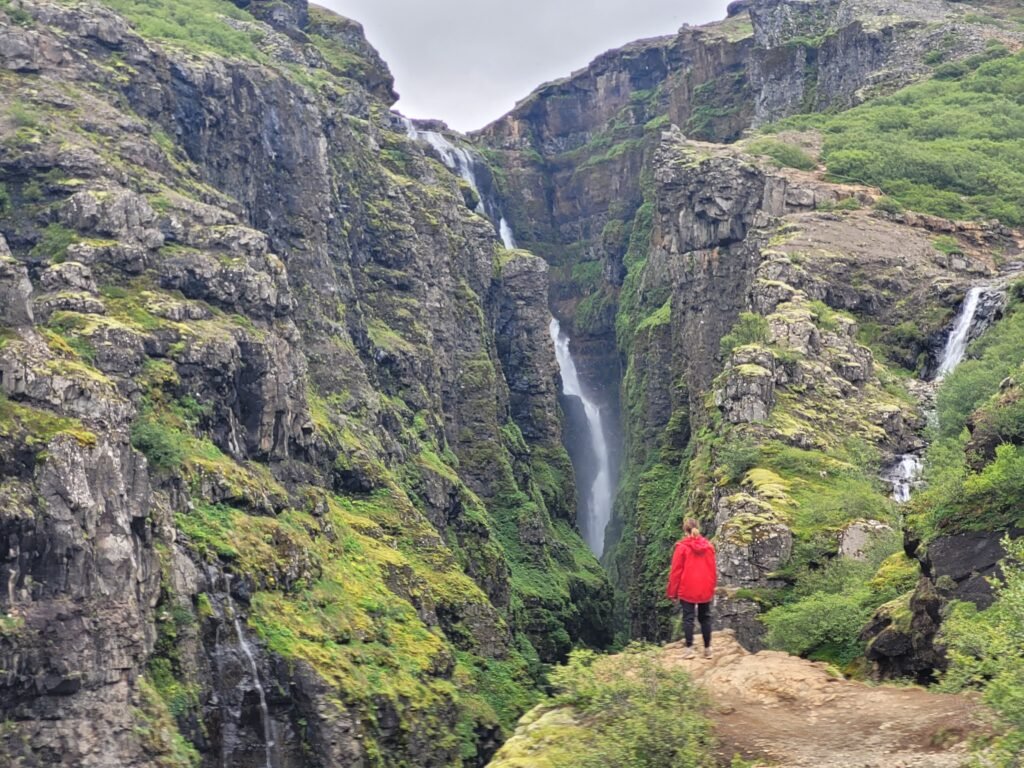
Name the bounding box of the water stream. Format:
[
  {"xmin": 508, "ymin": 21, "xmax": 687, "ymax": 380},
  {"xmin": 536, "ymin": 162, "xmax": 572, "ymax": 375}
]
[
  {"xmin": 935, "ymin": 286, "xmax": 986, "ymax": 379},
  {"xmin": 207, "ymin": 568, "xmax": 278, "ymax": 768},
  {"xmin": 884, "ymin": 285, "xmax": 994, "ymax": 502},
  {"xmin": 229, "ymin": 605, "xmax": 277, "ymax": 768},
  {"xmin": 400, "ymin": 116, "xmax": 516, "ymax": 249},
  {"xmin": 549, "ymin": 318, "xmax": 613, "ymax": 557}
]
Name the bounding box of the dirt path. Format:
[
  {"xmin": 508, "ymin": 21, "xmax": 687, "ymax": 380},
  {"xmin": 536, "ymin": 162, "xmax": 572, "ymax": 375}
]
[{"xmin": 668, "ymin": 630, "xmax": 983, "ymax": 767}]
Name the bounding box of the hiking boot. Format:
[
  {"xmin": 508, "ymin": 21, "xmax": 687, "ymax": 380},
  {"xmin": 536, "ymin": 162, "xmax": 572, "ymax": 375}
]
[
  {"xmin": 703, "ymin": 646, "xmax": 713, "ymax": 659},
  {"xmin": 682, "ymin": 646, "xmax": 695, "ymax": 660}
]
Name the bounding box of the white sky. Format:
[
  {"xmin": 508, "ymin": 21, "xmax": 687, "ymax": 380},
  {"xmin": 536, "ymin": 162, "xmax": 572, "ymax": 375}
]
[{"xmin": 318, "ymin": 1, "xmax": 734, "ymax": 132}]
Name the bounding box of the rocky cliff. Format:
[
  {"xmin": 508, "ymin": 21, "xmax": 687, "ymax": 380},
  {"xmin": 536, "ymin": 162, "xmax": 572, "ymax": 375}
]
[
  {"xmin": 473, "ymin": 0, "xmax": 1022, "ymax": 638},
  {"xmin": 2, "ymin": 0, "xmax": 1024, "ymax": 764},
  {"xmin": 0, "ymin": 1, "xmax": 612, "ymax": 766}
]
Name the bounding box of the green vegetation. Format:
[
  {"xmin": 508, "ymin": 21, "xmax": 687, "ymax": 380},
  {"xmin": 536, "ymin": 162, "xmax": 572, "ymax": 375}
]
[
  {"xmin": 30, "ymin": 223, "xmax": 79, "ymax": 262},
  {"xmin": 745, "ymin": 138, "xmax": 817, "ymax": 171},
  {"xmin": 941, "ymin": 536, "xmax": 1024, "ymax": 766},
  {"xmin": 98, "ymin": 0, "xmax": 266, "ymax": 60},
  {"xmin": 768, "ymin": 47, "xmax": 1024, "ymax": 224},
  {"xmin": 761, "ymin": 537, "xmax": 910, "ymax": 666},
  {"xmin": 719, "ymin": 313, "xmax": 770, "ymax": 357},
  {"xmin": 0, "ymin": 391, "xmax": 97, "ymax": 450},
  {"xmin": 908, "ymin": 283, "xmax": 1024, "ymax": 539},
  {"xmin": 490, "ymin": 646, "xmax": 715, "ymax": 767}
]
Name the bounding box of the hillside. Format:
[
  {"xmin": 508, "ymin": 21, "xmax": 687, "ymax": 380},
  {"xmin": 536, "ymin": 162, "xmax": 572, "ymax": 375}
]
[{"xmin": 1, "ymin": 0, "xmax": 1023, "ymax": 766}]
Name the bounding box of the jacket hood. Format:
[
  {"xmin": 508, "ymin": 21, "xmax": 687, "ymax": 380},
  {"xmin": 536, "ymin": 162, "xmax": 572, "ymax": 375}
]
[{"xmin": 681, "ymin": 535, "xmax": 713, "ymax": 555}]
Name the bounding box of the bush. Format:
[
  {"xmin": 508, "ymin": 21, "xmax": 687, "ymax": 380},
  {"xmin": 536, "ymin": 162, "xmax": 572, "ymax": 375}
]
[
  {"xmin": 130, "ymin": 414, "xmax": 187, "ymax": 472},
  {"xmin": 720, "ymin": 312, "xmax": 770, "ymax": 356},
  {"xmin": 773, "ymin": 52, "xmax": 1024, "ymax": 226},
  {"xmin": 746, "ymin": 138, "xmax": 817, "ymax": 171},
  {"xmin": 101, "ymin": 0, "xmax": 266, "ymax": 60},
  {"xmin": 762, "ymin": 589, "xmax": 874, "ymax": 666},
  {"xmin": 941, "ymin": 537, "xmax": 1024, "ymax": 766},
  {"xmin": 542, "ymin": 646, "xmax": 717, "ymax": 768},
  {"xmin": 30, "ymin": 223, "xmax": 79, "ymax": 262}
]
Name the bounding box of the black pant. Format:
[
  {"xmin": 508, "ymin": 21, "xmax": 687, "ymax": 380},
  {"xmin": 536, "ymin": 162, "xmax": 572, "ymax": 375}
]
[{"xmin": 681, "ymin": 601, "xmax": 712, "ymax": 648}]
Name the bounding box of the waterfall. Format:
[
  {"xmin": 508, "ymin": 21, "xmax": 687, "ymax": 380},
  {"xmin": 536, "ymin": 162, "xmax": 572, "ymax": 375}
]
[
  {"xmin": 230, "ymin": 605, "xmax": 277, "ymax": 768},
  {"xmin": 499, "ymin": 217, "xmax": 517, "ymax": 250},
  {"xmin": 935, "ymin": 286, "xmax": 985, "ymax": 378},
  {"xmin": 549, "ymin": 318, "xmax": 613, "ymax": 557},
  {"xmin": 883, "ymin": 454, "xmax": 923, "ymax": 503},
  {"xmin": 400, "ymin": 115, "xmax": 517, "ymax": 249},
  {"xmin": 884, "ymin": 285, "xmax": 997, "ymax": 501},
  {"xmin": 207, "ymin": 568, "xmax": 278, "ymax": 768}
]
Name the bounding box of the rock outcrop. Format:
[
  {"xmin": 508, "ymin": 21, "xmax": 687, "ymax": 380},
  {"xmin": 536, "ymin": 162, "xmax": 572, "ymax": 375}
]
[{"xmin": 0, "ymin": 1, "xmax": 611, "ymax": 765}]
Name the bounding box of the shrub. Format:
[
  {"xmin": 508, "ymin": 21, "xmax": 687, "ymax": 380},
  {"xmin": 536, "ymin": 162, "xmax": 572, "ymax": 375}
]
[
  {"xmin": 719, "ymin": 312, "xmax": 770, "ymax": 356},
  {"xmin": 762, "ymin": 589, "xmax": 874, "ymax": 665},
  {"xmin": 539, "ymin": 645, "xmax": 717, "ymax": 768},
  {"xmin": 101, "ymin": 0, "xmax": 265, "ymax": 60},
  {"xmin": 873, "ymin": 196, "xmax": 904, "ymax": 214},
  {"xmin": 130, "ymin": 414, "xmax": 187, "ymax": 472},
  {"xmin": 30, "ymin": 223, "xmax": 79, "ymax": 262},
  {"xmin": 941, "ymin": 537, "xmax": 1024, "ymax": 766},
  {"xmin": 746, "ymin": 138, "xmax": 817, "ymax": 171},
  {"xmin": 772, "ymin": 52, "xmax": 1024, "ymax": 226}
]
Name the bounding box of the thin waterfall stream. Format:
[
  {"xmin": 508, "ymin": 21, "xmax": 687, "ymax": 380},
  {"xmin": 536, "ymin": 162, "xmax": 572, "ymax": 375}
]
[
  {"xmin": 883, "ymin": 284, "xmax": 997, "ymax": 502},
  {"xmin": 549, "ymin": 319, "xmax": 613, "ymax": 557},
  {"xmin": 229, "ymin": 603, "xmax": 277, "ymax": 768},
  {"xmin": 401, "ymin": 117, "xmax": 516, "ymax": 249},
  {"xmin": 208, "ymin": 568, "xmax": 278, "ymax": 768}
]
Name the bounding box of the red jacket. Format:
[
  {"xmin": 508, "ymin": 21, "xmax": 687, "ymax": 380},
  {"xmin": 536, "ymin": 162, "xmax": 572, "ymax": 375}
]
[{"xmin": 666, "ymin": 534, "xmax": 717, "ymax": 604}]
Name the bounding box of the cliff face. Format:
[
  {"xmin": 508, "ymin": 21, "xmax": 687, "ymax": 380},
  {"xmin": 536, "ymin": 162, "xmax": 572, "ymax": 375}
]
[
  {"xmin": 2, "ymin": 0, "xmax": 1023, "ymax": 764},
  {"xmin": 0, "ymin": 1, "xmax": 611, "ymax": 766},
  {"xmin": 473, "ymin": 0, "xmax": 1020, "ymax": 631}
]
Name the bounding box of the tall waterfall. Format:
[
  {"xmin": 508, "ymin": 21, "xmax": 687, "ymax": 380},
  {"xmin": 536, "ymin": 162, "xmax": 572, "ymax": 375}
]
[
  {"xmin": 400, "ymin": 117, "xmax": 516, "ymax": 249},
  {"xmin": 935, "ymin": 286, "xmax": 985, "ymax": 378},
  {"xmin": 549, "ymin": 318, "xmax": 613, "ymax": 557}
]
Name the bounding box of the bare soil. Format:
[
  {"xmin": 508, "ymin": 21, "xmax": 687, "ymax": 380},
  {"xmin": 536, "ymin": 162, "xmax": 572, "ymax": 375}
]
[{"xmin": 667, "ymin": 630, "xmax": 985, "ymax": 767}]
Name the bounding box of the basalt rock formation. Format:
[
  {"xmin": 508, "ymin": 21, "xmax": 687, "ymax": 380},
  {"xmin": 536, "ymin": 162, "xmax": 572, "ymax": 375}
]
[
  {"xmin": 0, "ymin": 1, "xmax": 611, "ymax": 765},
  {"xmin": 2, "ymin": 0, "xmax": 1024, "ymax": 765}
]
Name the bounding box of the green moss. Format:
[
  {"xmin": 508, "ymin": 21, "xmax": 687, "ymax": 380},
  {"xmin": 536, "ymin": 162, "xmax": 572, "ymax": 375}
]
[
  {"xmin": 133, "ymin": 676, "xmax": 201, "ymax": 768},
  {"xmin": 932, "ymin": 235, "xmax": 964, "ymax": 256},
  {"xmin": 30, "ymin": 223, "xmax": 79, "ymax": 263},
  {"xmin": 636, "ymin": 299, "xmax": 671, "ymax": 332},
  {"xmin": 99, "ymin": 0, "xmax": 266, "ymax": 61},
  {"xmin": 0, "ymin": 392, "xmax": 97, "ymax": 450}
]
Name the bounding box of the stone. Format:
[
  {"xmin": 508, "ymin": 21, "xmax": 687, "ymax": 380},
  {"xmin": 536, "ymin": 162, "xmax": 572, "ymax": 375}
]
[
  {"xmin": 0, "ymin": 249, "xmax": 34, "ymax": 327},
  {"xmin": 838, "ymin": 519, "xmax": 893, "ymax": 560}
]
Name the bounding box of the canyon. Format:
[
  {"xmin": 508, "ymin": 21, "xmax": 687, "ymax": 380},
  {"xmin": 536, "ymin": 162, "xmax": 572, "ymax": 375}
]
[{"xmin": 0, "ymin": 0, "xmax": 1023, "ymax": 766}]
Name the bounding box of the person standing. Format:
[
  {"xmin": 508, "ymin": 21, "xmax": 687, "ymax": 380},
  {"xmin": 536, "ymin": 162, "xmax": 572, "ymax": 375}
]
[{"xmin": 666, "ymin": 518, "xmax": 718, "ymax": 659}]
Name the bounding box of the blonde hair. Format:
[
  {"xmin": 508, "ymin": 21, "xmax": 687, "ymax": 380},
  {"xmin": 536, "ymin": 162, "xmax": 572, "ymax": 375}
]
[{"xmin": 683, "ymin": 518, "xmax": 700, "ymax": 536}]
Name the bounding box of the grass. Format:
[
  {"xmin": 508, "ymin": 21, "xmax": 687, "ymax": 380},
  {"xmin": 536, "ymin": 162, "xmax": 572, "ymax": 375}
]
[
  {"xmin": 745, "ymin": 138, "xmax": 817, "ymax": 171},
  {"xmin": 98, "ymin": 0, "xmax": 266, "ymax": 60},
  {"xmin": 767, "ymin": 46, "xmax": 1024, "ymax": 225}
]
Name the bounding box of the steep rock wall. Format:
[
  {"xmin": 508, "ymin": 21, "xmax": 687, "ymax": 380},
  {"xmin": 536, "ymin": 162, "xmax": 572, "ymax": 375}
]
[{"xmin": 0, "ymin": 1, "xmax": 611, "ymax": 765}]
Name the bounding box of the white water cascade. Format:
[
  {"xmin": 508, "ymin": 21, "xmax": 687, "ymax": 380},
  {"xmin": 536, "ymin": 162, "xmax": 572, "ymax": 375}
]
[
  {"xmin": 230, "ymin": 606, "xmax": 277, "ymax": 768},
  {"xmin": 935, "ymin": 286, "xmax": 986, "ymax": 378},
  {"xmin": 884, "ymin": 454, "xmax": 924, "ymax": 503},
  {"xmin": 549, "ymin": 318, "xmax": 613, "ymax": 557},
  {"xmin": 884, "ymin": 285, "xmax": 993, "ymax": 502},
  {"xmin": 400, "ymin": 116, "xmax": 517, "ymax": 249},
  {"xmin": 209, "ymin": 568, "xmax": 278, "ymax": 768}
]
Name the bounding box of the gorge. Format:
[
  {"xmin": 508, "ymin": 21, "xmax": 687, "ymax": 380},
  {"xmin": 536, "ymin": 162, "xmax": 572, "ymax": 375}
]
[{"xmin": 1, "ymin": 0, "xmax": 1023, "ymax": 766}]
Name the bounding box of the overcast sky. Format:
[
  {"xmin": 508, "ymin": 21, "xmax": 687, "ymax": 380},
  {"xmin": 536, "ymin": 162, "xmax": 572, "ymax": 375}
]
[{"xmin": 319, "ymin": 1, "xmax": 734, "ymax": 132}]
